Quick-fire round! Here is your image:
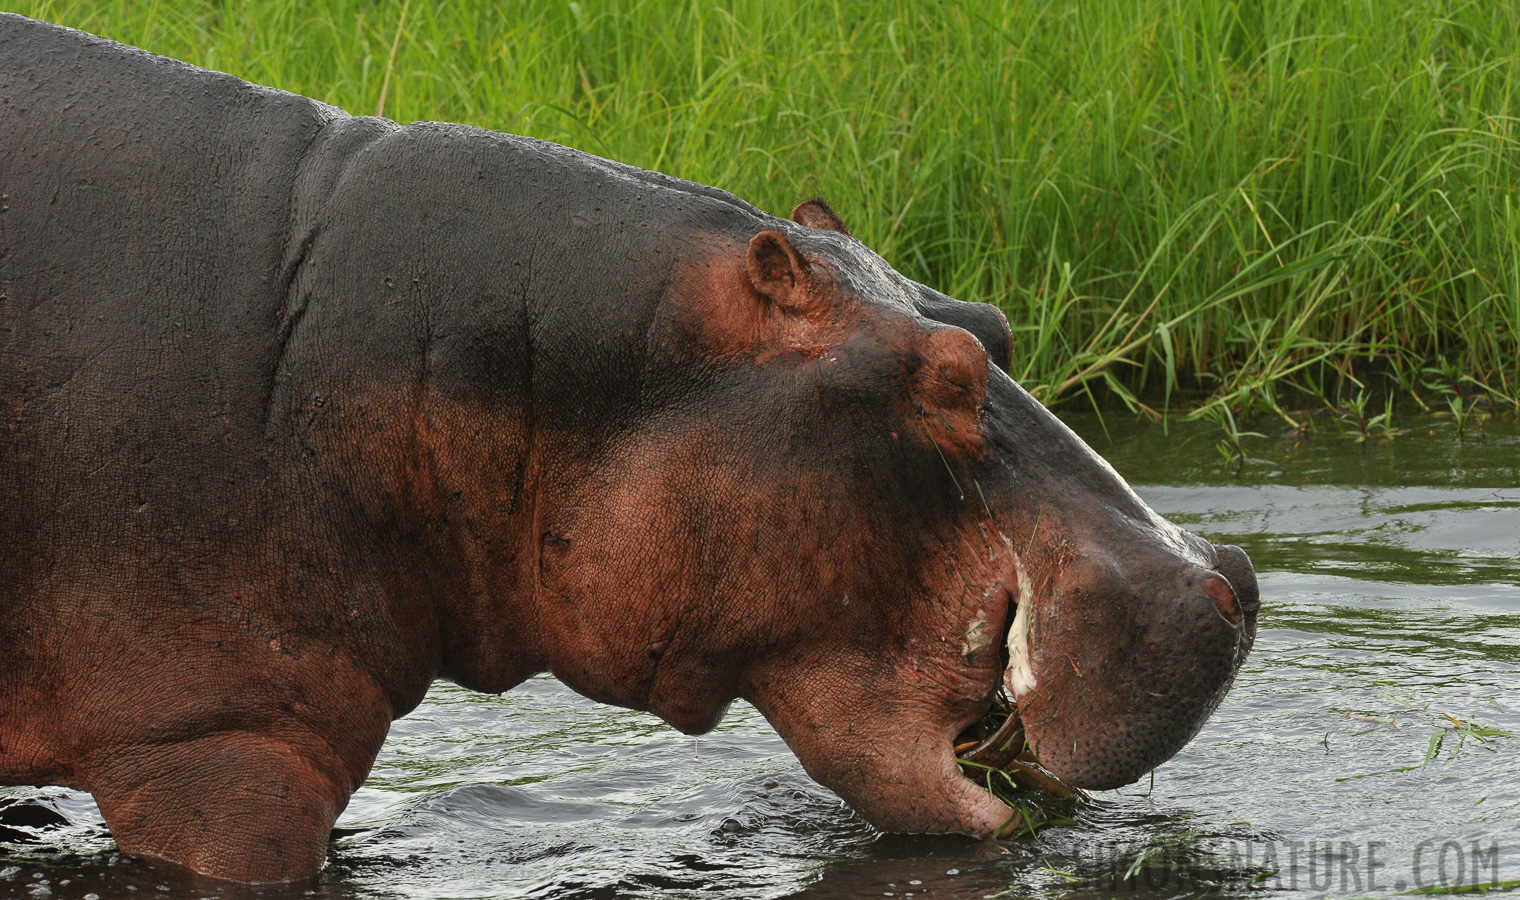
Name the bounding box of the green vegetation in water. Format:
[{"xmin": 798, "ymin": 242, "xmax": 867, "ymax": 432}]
[
  {"xmin": 1331, "ymin": 702, "xmax": 1512, "ymax": 782},
  {"xmin": 959, "ymin": 757, "xmax": 1081, "ymax": 838},
  {"xmin": 1390, "ymin": 877, "xmax": 1520, "ymax": 896},
  {"xmin": 7, "ymin": 0, "xmax": 1519, "ymax": 416}
]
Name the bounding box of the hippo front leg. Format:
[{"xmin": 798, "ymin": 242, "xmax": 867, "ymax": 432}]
[
  {"xmin": 742, "ymin": 652, "xmax": 1015, "ymax": 838},
  {"xmin": 86, "ymin": 731, "xmax": 364, "ymax": 883},
  {"xmin": 63, "ymin": 637, "xmax": 400, "ymax": 884}
]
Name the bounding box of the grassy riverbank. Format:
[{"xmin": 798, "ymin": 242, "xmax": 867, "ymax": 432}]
[{"xmin": 11, "ymin": 0, "xmax": 1520, "ymax": 420}]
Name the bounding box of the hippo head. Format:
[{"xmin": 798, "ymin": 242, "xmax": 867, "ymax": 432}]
[{"xmin": 514, "ymin": 198, "xmax": 1258, "ymax": 837}]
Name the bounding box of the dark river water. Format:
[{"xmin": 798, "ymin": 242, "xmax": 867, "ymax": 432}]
[{"xmin": 2, "ymin": 412, "xmax": 1517, "ymax": 898}]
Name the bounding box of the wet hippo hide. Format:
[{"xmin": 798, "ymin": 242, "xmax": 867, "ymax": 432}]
[{"xmin": 0, "ymin": 13, "xmax": 1255, "ymax": 884}]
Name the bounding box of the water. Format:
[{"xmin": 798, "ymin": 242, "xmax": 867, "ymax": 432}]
[{"xmin": 3, "ymin": 413, "xmax": 1517, "ymax": 898}]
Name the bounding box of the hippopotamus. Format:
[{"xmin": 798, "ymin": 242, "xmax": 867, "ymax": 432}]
[{"xmin": 0, "ymin": 13, "xmax": 1259, "ymax": 884}]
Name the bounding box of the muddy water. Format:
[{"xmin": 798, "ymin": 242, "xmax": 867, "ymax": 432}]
[{"xmin": 2, "ymin": 413, "xmax": 1517, "ymax": 899}]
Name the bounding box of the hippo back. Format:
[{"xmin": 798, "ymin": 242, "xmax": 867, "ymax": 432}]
[{"xmin": 0, "ymin": 13, "xmax": 336, "ymax": 568}]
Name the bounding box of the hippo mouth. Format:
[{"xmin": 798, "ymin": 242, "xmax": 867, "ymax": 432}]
[
  {"xmin": 954, "ymin": 563, "xmax": 1035, "ymax": 768},
  {"xmin": 951, "ymin": 568, "xmax": 1076, "ymax": 803},
  {"xmin": 953, "ymin": 694, "xmax": 1074, "ymax": 800},
  {"xmin": 954, "ymin": 541, "xmax": 1258, "ymax": 803}
]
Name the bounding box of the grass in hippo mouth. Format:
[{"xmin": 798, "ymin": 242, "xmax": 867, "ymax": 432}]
[{"xmin": 955, "ymin": 690, "xmax": 1085, "ymax": 835}]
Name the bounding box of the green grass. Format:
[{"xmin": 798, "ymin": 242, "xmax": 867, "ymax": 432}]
[{"xmin": 8, "ymin": 0, "xmax": 1520, "ymax": 418}]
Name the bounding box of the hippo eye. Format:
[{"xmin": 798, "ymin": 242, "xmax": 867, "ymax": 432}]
[
  {"xmin": 913, "ymin": 291, "xmax": 1013, "ymax": 372},
  {"xmin": 907, "ymin": 326, "xmax": 989, "ymax": 458}
]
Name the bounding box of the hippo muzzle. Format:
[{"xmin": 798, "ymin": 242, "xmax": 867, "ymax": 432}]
[
  {"xmin": 1007, "ymin": 538, "xmax": 1259, "ymax": 789},
  {"xmin": 975, "ymin": 376, "xmax": 1260, "ymax": 792}
]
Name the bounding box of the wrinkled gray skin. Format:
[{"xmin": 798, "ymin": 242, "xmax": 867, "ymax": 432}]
[{"xmin": 0, "ymin": 14, "xmax": 1258, "ymax": 884}]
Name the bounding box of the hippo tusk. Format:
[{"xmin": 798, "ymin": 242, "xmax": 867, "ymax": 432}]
[
  {"xmin": 1003, "ymin": 558, "xmax": 1037, "ymax": 698},
  {"xmin": 958, "ymin": 703, "xmax": 1025, "ymax": 770},
  {"xmin": 955, "ymin": 700, "xmax": 1080, "ymax": 802},
  {"xmin": 954, "ymin": 556, "xmax": 1084, "ymax": 803}
]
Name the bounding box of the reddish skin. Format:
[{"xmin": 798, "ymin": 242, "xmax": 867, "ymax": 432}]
[
  {"xmin": 0, "ymin": 219, "xmax": 1017, "ymax": 880},
  {"xmin": 1, "ymin": 15, "xmax": 1257, "ymax": 884}
]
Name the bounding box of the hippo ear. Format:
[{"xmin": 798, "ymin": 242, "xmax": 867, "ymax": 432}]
[
  {"xmin": 747, "ymin": 230, "xmax": 813, "ymax": 311},
  {"xmin": 791, "ymin": 199, "xmax": 851, "ymax": 236}
]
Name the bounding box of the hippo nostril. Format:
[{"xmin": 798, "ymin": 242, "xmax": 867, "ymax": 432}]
[
  {"xmin": 1201, "ymin": 575, "xmax": 1241, "ymax": 625},
  {"xmin": 1212, "ymin": 543, "xmax": 1260, "ymax": 617}
]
